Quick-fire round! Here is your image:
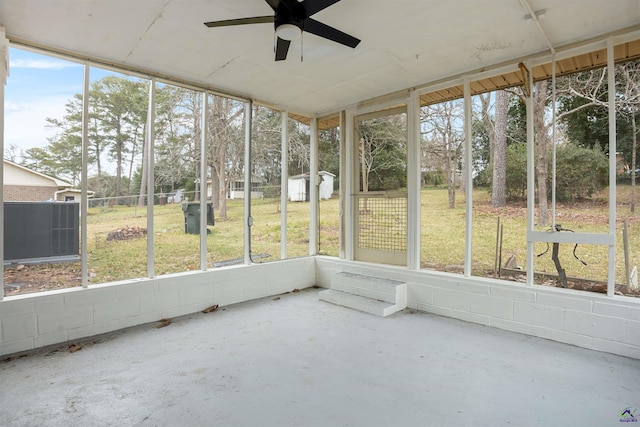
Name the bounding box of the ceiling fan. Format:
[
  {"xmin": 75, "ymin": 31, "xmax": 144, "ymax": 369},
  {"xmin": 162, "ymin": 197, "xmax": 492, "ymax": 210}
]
[{"xmin": 204, "ymin": 0, "xmax": 361, "ymax": 61}]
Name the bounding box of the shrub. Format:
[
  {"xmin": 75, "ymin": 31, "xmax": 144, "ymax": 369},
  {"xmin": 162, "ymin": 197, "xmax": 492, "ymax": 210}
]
[
  {"xmin": 554, "ymin": 144, "xmax": 608, "ymax": 201},
  {"xmin": 483, "ymin": 143, "xmax": 608, "ymax": 202}
]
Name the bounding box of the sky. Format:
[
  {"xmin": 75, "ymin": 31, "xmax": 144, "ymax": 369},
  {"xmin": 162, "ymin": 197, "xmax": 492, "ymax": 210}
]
[{"xmin": 5, "ymin": 46, "xmax": 112, "ymax": 156}]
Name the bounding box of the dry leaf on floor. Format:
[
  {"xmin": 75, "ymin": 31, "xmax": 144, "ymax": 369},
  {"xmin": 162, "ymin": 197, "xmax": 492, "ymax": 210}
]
[{"xmin": 202, "ymin": 304, "xmax": 219, "ymax": 313}]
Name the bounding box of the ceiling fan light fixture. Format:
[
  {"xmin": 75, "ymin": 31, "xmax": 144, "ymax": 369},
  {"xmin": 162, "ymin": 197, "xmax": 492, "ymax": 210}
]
[{"xmin": 276, "ymin": 23, "xmax": 301, "ymax": 40}]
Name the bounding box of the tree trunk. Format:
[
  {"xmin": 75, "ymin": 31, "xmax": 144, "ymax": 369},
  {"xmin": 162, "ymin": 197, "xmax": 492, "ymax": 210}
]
[
  {"xmin": 138, "ymin": 123, "xmax": 148, "ymax": 207},
  {"xmin": 211, "ymin": 166, "xmax": 220, "ymax": 210},
  {"xmin": 534, "ymin": 81, "xmax": 549, "ymax": 227},
  {"xmin": 443, "ymin": 129, "xmax": 456, "ymax": 209},
  {"xmin": 360, "ymin": 138, "xmax": 368, "ymax": 193},
  {"xmin": 217, "ymin": 148, "xmax": 228, "ymax": 220},
  {"xmin": 631, "ymin": 111, "xmax": 637, "ymax": 213},
  {"xmin": 491, "ymin": 90, "xmax": 509, "ymax": 207}
]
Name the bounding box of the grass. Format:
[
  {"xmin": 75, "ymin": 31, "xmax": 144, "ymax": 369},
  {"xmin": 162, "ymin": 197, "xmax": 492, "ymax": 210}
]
[{"xmin": 37, "ymin": 185, "xmax": 640, "ymax": 288}]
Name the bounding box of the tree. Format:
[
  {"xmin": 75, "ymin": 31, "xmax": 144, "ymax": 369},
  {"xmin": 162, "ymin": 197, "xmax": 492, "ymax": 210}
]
[
  {"xmin": 476, "ymin": 90, "xmax": 510, "ymax": 207},
  {"xmin": 358, "ymin": 114, "xmax": 407, "ymax": 192},
  {"xmin": 421, "ymin": 100, "xmax": 464, "ymax": 208},
  {"xmin": 491, "ymin": 91, "xmax": 509, "ymax": 207},
  {"xmin": 207, "ymin": 95, "xmax": 244, "ymax": 220},
  {"xmin": 616, "ymin": 62, "xmax": 640, "ymax": 212},
  {"xmin": 558, "ymin": 60, "xmax": 640, "ymax": 212},
  {"xmin": 92, "ymin": 76, "xmax": 148, "ymax": 201}
]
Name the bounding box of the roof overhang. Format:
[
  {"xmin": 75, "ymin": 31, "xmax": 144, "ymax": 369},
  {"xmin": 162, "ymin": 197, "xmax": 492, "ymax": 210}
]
[{"xmin": 1, "ymin": 1, "xmax": 640, "ymax": 129}]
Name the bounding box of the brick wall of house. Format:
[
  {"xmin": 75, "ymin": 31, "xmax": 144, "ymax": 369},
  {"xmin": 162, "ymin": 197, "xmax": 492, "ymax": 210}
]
[{"xmin": 4, "ymin": 185, "xmax": 57, "ymax": 202}]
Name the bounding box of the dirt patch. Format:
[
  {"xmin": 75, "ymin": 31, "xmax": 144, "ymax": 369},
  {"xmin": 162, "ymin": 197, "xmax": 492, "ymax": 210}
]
[
  {"xmin": 4, "ymin": 263, "xmax": 83, "ymax": 296},
  {"xmin": 106, "ymin": 226, "xmax": 147, "ymax": 241}
]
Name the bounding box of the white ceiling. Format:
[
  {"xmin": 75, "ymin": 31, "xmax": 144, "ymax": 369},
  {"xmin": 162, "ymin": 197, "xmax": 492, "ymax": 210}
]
[{"xmin": 1, "ymin": 0, "xmax": 640, "ymax": 117}]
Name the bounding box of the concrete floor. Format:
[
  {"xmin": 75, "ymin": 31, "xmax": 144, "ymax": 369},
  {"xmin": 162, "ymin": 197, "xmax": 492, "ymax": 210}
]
[{"xmin": 1, "ymin": 288, "xmax": 639, "ymax": 427}]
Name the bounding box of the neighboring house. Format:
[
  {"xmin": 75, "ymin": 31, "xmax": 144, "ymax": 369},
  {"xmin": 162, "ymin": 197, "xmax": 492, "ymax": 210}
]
[
  {"xmin": 227, "ymin": 176, "xmax": 264, "ymax": 199},
  {"xmin": 54, "ymin": 188, "xmax": 95, "ymax": 202},
  {"xmin": 288, "ymin": 171, "xmax": 335, "ymax": 202},
  {"xmin": 3, "ymin": 159, "xmax": 73, "ymax": 201}
]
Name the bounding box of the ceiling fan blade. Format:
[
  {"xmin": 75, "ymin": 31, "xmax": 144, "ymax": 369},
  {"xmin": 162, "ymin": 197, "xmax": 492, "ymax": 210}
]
[
  {"xmin": 275, "ymin": 37, "xmax": 291, "ymax": 61},
  {"xmin": 204, "ymin": 16, "xmax": 273, "ymax": 28},
  {"xmin": 264, "ymin": 0, "xmax": 281, "ymax": 11},
  {"xmin": 303, "ymin": 18, "xmax": 360, "ymax": 48},
  {"xmin": 302, "ymin": 0, "xmax": 342, "ymax": 17}
]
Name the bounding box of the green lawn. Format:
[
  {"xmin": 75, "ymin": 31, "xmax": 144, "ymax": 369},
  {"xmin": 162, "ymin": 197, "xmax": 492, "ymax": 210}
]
[{"xmin": 85, "ymin": 186, "xmax": 639, "ymax": 286}]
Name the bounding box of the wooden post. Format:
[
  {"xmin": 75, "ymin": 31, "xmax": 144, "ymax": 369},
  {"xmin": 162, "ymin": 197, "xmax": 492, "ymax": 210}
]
[
  {"xmin": 624, "ymin": 220, "xmax": 630, "ymax": 288},
  {"xmin": 494, "ymin": 217, "xmax": 501, "ymax": 278}
]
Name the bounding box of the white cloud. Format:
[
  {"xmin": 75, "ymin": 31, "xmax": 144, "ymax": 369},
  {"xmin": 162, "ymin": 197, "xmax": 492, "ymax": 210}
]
[
  {"xmin": 9, "ymin": 58, "xmax": 81, "ymax": 70},
  {"xmin": 4, "ymin": 96, "xmax": 69, "ymax": 149}
]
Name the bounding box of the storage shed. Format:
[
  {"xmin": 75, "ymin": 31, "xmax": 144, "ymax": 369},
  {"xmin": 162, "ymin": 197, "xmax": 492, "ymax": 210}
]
[{"xmin": 288, "ymin": 171, "xmax": 335, "ymax": 202}]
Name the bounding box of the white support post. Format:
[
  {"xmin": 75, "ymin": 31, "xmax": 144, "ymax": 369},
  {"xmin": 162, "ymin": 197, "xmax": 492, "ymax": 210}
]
[
  {"xmin": 0, "ymin": 29, "xmax": 7, "ymax": 299},
  {"xmin": 525, "ymin": 61, "xmax": 535, "ymax": 286},
  {"xmin": 344, "ymin": 110, "xmax": 355, "ymax": 260},
  {"xmin": 281, "ymin": 111, "xmax": 288, "ymax": 259},
  {"xmin": 551, "ymin": 55, "xmax": 557, "ymax": 230},
  {"xmin": 339, "ymin": 111, "xmax": 346, "ymax": 259},
  {"xmin": 463, "ymin": 78, "xmax": 473, "ymax": 277},
  {"xmin": 200, "ymin": 92, "xmax": 208, "ymax": 271},
  {"xmin": 244, "ymin": 100, "xmax": 253, "ymax": 264},
  {"xmin": 607, "ymin": 38, "xmax": 617, "ymax": 297},
  {"xmin": 309, "ymin": 117, "xmax": 318, "ymax": 256},
  {"xmin": 146, "ymin": 79, "xmax": 156, "ymax": 278},
  {"xmin": 406, "ymin": 91, "xmax": 421, "ymax": 270},
  {"xmin": 81, "ymin": 63, "xmax": 90, "ymax": 287}
]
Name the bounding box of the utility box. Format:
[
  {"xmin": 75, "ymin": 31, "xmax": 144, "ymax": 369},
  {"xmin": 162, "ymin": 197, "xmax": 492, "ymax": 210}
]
[
  {"xmin": 182, "ymin": 202, "xmax": 214, "ymax": 234},
  {"xmin": 4, "ymin": 202, "xmax": 79, "ymax": 262}
]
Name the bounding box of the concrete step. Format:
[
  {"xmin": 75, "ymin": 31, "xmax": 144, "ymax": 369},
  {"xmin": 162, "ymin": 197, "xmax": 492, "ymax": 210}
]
[
  {"xmin": 318, "ymin": 289, "xmax": 404, "ymax": 317},
  {"xmin": 331, "ymin": 272, "xmax": 407, "ymax": 306}
]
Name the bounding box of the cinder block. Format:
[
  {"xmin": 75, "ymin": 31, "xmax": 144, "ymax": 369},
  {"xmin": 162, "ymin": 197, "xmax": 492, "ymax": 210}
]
[
  {"xmin": 161, "ymin": 303, "xmax": 200, "ymax": 320},
  {"xmin": 490, "ymin": 286, "xmax": 536, "ymax": 302},
  {"xmin": 0, "ymin": 337, "xmax": 34, "ymax": 357},
  {"xmin": 314, "ymin": 268, "xmax": 333, "ymax": 287},
  {"xmin": 140, "ymin": 291, "xmax": 179, "ymax": 313},
  {"xmin": 563, "ymin": 310, "xmax": 625, "ymax": 342},
  {"xmin": 118, "ymin": 311, "xmax": 162, "ymax": 329},
  {"xmin": 593, "ymin": 302, "xmax": 640, "ymax": 321},
  {"xmin": 0, "ymin": 299, "xmax": 34, "ymax": 317},
  {"xmin": 490, "ymin": 318, "xmax": 538, "ymax": 336},
  {"xmin": 64, "ymin": 288, "xmax": 115, "ymax": 306},
  {"xmin": 94, "ymin": 297, "xmax": 140, "ymax": 323},
  {"xmin": 68, "ymin": 320, "xmax": 119, "ymax": 341},
  {"xmin": 179, "ymin": 285, "xmax": 214, "ymax": 306},
  {"xmin": 536, "ymin": 293, "xmax": 593, "ymax": 312},
  {"xmin": 408, "ymin": 285, "xmax": 434, "ymax": 305},
  {"xmin": 469, "ymin": 294, "xmax": 513, "ymax": 320},
  {"xmin": 417, "ymin": 303, "xmax": 452, "ymax": 318},
  {"xmin": 433, "ymin": 288, "xmax": 469, "ymax": 311},
  {"xmin": 449, "ymin": 309, "xmax": 491, "ymax": 326},
  {"xmin": 536, "ymin": 326, "xmax": 592, "ymax": 349},
  {"xmin": 157, "ymin": 279, "xmax": 181, "ymax": 294},
  {"xmin": 591, "ymin": 337, "xmax": 640, "ymax": 359},
  {"xmin": 2, "ymin": 314, "xmax": 37, "ymax": 342},
  {"xmin": 34, "ymin": 330, "xmax": 69, "ymax": 349},
  {"xmin": 624, "ymin": 320, "xmax": 640, "ymax": 346},
  {"xmin": 115, "ymin": 281, "xmax": 158, "ymax": 299},
  {"xmin": 513, "ymin": 301, "xmax": 564, "ymax": 329},
  {"xmin": 447, "ymin": 281, "xmax": 490, "ymax": 295},
  {"xmin": 214, "ymin": 282, "xmax": 245, "ymax": 307},
  {"xmin": 34, "ymin": 296, "xmax": 64, "ymax": 312},
  {"xmin": 37, "ymin": 306, "xmax": 93, "ymax": 335}
]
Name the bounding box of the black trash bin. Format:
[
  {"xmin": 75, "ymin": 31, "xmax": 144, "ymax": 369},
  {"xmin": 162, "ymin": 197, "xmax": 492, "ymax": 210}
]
[{"xmin": 182, "ymin": 202, "xmax": 214, "ymax": 234}]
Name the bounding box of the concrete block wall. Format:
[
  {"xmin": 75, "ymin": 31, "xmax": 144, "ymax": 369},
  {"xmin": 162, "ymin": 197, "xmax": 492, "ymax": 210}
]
[
  {"xmin": 316, "ymin": 257, "xmax": 640, "ymax": 359},
  {"xmin": 0, "ymin": 258, "xmax": 314, "ymax": 356}
]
